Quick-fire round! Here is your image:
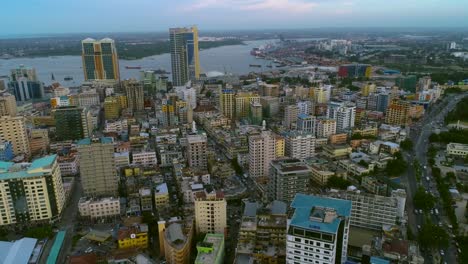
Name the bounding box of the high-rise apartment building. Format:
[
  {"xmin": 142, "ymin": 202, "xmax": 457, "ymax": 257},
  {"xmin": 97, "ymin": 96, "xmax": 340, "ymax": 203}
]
[
  {"xmin": 187, "ymin": 134, "xmax": 208, "ymax": 171},
  {"xmin": 104, "ymin": 96, "xmax": 121, "ymax": 120},
  {"xmin": 297, "ymin": 114, "xmax": 316, "ymax": 134},
  {"xmin": 194, "ymin": 191, "xmax": 227, "ymax": 234},
  {"xmin": 77, "ymin": 137, "xmax": 117, "ymax": 197},
  {"xmin": 0, "ymin": 93, "xmax": 17, "ymax": 117},
  {"xmin": 249, "ymin": 101, "xmax": 263, "ymax": 125},
  {"xmin": 336, "ymin": 104, "xmax": 356, "ymax": 133},
  {"xmin": 170, "ymin": 26, "xmax": 200, "ymax": 86},
  {"xmin": 248, "ymin": 130, "xmax": 284, "ymax": 180},
  {"xmin": 81, "ymin": 38, "xmax": 120, "ymax": 81},
  {"xmin": 284, "ymin": 131, "xmax": 316, "ymax": 160},
  {"xmin": 0, "ymin": 115, "xmax": 30, "ymax": 157},
  {"xmin": 315, "ymin": 118, "xmax": 337, "ymax": 139},
  {"xmin": 53, "ymin": 106, "xmax": 91, "ymax": 141},
  {"xmin": 235, "ymin": 92, "xmax": 260, "ymax": 119},
  {"xmin": 284, "ymin": 105, "xmax": 299, "ymax": 129},
  {"xmin": 140, "ymin": 70, "xmax": 168, "ymax": 95},
  {"xmin": 123, "ymin": 79, "xmax": 144, "ymax": 111},
  {"xmin": 287, "ymin": 194, "xmax": 352, "ymax": 264},
  {"xmin": 268, "ymin": 159, "xmax": 312, "ymax": 203},
  {"xmin": 0, "ymin": 155, "xmax": 66, "ymax": 225},
  {"xmin": 219, "ymin": 88, "xmax": 235, "ymax": 119},
  {"xmin": 361, "ymin": 83, "xmax": 376, "ymax": 96},
  {"xmin": 385, "ymin": 99, "xmax": 410, "ymax": 126}
]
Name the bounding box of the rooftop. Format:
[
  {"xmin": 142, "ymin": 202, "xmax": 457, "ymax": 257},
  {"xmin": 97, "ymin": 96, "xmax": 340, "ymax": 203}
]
[
  {"xmin": 77, "ymin": 137, "xmax": 114, "ymax": 145},
  {"xmin": 271, "ymin": 158, "xmax": 310, "ymax": 173},
  {"xmin": 0, "ymin": 237, "xmax": 37, "ymax": 264},
  {"xmin": 155, "ymin": 183, "xmax": 168, "ymax": 194},
  {"xmin": 290, "ymin": 194, "xmax": 352, "ymax": 234},
  {"xmin": 0, "ymin": 155, "xmax": 57, "ymax": 180},
  {"xmin": 195, "ymin": 233, "xmax": 224, "ymax": 264}
]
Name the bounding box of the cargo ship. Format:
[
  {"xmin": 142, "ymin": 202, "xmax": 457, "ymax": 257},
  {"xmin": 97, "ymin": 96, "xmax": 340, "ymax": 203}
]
[
  {"xmin": 249, "ymin": 64, "xmax": 262, "ymax": 68},
  {"xmin": 125, "ymin": 66, "xmax": 142, "ymax": 69}
]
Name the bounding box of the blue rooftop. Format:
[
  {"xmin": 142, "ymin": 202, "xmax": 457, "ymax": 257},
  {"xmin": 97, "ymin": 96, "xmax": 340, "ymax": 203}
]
[
  {"xmin": 290, "ymin": 194, "xmax": 352, "ymax": 234},
  {"xmin": 155, "ymin": 183, "xmax": 168, "ymax": 194},
  {"xmin": 47, "ymin": 231, "xmax": 66, "ymax": 264},
  {"xmin": 0, "ymin": 155, "xmax": 57, "ymax": 180},
  {"xmin": 0, "ymin": 237, "xmax": 37, "ymax": 264},
  {"xmin": 370, "ymin": 256, "xmax": 390, "ymax": 264},
  {"xmin": 297, "ymin": 113, "xmax": 310, "ymax": 119},
  {"xmin": 77, "ymin": 137, "xmax": 114, "ymax": 145}
]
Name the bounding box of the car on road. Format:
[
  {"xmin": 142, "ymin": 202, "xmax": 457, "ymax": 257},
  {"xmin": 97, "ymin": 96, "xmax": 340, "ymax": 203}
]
[
  {"xmin": 417, "ymin": 225, "xmax": 421, "ymax": 230},
  {"xmin": 440, "ymin": 250, "xmax": 445, "ymax": 256}
]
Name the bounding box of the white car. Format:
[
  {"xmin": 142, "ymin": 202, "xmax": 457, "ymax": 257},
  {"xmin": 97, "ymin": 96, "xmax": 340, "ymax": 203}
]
[{"xmin": 440, "ymin": 250, "xmax": 445, "ymax": 256}]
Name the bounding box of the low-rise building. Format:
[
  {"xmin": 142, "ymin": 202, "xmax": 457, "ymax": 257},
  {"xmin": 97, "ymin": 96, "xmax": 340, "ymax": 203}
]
[
  {"xmin": 132, "ymin": 151, "xmax": 157, "ymax": 166},
  {"xmin": 446, "ymin": 143, "xmax": 468, "ymax": 157},
  {"xmin": 57, "ymin": 153, "xmax": 79, "ymax": 176},
  {"xmin": 154, "ymin": 183, "xmax": 169, "ymax": 209},
  {"xmin": 323, "ymin": 144, "xmax": 352, "ymax": 159},
  {"xmin": 159, "ymin": 219, "xmax": 194, "ymax": 264},
  {"xmin": 78, "ymin": 197, "xmax": 120, "ymax": 219},
  {"xmin": 117, "ymin": 224, "xmax": 149, "ymax": 249},
  {"xmin": 139, "ymin": 188, "xmax": 153, "ymax": 212}
]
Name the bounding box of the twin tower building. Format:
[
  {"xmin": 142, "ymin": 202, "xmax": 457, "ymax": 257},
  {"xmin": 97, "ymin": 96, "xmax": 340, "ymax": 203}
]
[{"xmin": 81, "ymin": 26, "xmax": 200, "ymax": 86}]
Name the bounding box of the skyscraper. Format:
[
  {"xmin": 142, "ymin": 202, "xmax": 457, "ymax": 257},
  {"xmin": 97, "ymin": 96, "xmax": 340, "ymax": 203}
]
[
  {"xmin": 9, "ymin": 66, "xmax": 43, "ymax": 102},
  {"xmin": 170, "ymin": 26, "xmax": 200, "ymax": 86},
  {"xmin": 77, "ymin": 137, "xmax": 118, "ymax": 197},
  {"xmin": 81, "ymin": 38, "xmax": 120, "ymax": 81},
  {"xmin": 123, "ymin": 79, "xmax": 144, "ymax": 111},
  {"xmin": 287, "ymin": 194, "xmax": 352, "ymax": 264},
  {"xmin": 53, "ymin": 106, "xmax": 91, "ymax": 141}
]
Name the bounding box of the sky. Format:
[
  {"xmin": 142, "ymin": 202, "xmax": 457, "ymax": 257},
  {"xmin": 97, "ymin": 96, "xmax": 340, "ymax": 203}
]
[{"xmin": 1, "ymin": 0, "xmax": 467, "ymax": 35}]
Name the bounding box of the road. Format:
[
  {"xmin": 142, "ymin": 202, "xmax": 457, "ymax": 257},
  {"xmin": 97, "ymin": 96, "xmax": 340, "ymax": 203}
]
[{"xmin": 404, "ymin": 93, "xmax": 466, "ymax": 264}]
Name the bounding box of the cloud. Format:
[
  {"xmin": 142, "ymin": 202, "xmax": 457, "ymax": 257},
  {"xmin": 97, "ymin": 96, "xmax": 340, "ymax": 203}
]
[{"xmin": 187, "ymin": 0, "xmax": 317, "ymax": 13}]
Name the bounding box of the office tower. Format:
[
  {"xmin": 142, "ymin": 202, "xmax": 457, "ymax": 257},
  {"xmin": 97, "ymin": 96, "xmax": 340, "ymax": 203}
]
[
  {"xmin": 170, "ymin": 26, "xmax": 200, "ymax": 86},
  {"xmin": 0, "ymin": 140, "xmax": 14, "ymax": 161},
  {"xmin": 249, "ymin": 101, "xmax": 263, "ymax": 125},
  {"xmin": 0, "ymin": 155, "xmax": 66, "ymax": 226},
  {"xmin": 316, "ymin": 118, "xmax": 337, "ymax": 139},
  {"xmin": 367, "ymin": 93, "xmax": 378, "ymax": 111},
  {"xmin": 335, "ymin": 103, "xmax": 356, "ymax": 133},
  {"xmin": 260, "ymin": 96, "xmax": 279, "ymax": 118},
  {"xmin": 297, "ymin": 114, "xmax": 316, "ymax": 134},
  {"xmin": 376, "ymin": 92, "xmax": 390, "ymax": 113},
  {"xmin": 385, "ymin": 99, "xmax": 410, "ymax": 126},
  {"xmin": 395, "ymin": 75, "xmax": 417, "ymax": 92},
  {"xmin": 53, "ymin": 106, "xmax": 91, "ymax": 141},
  {"xmin": 104, "ymin": 96, "xmax": 121, "ymax": 120},
  {"xmin": 123, "ymin": 79, "xmax": 144, "ymax": 111},
  {"xmin": 158, "ymin": 219, "xmax": 194, "ymax": 263},
  {"xmin": 187, "ymin": 134, "xmax": 208, "ymax": 171},
  {"xmin": 235, "ymin": 92, "xmax": 260, "ymax": 119},
  {"xmin": 78, "ymin": 137, "xmax": 118, "ymax": 197},
  {"xmin": 287, "ymin": 194, "xmax": 352, "ymax": 264},
  {"xmin": 0, "ymin": 93, "xmax": 17, "ymax": 117},
  {"xmin": 268, "ymin": 159, "xmax": 312, "ymax": 203},
  {"xmin": 140, "ymin": 70, "xmax": 168, "ymax": 95},
  {"xmin": 284, "ymin": 105, "xmax": 299, "ymax": 129},
  {"xmin": 0, "ymin": 116, "xmax": 30, "ymax": 157},
  {"xmin": 195, "ymin": 234, "xmax": 225, "ymax": 264},
  {"xmin": 10, "ymin": 65, "xmax": 37, "ymax": 81},
  {"xmin": 248, "ymin": 130, "xmax": 284, "ymax": 180},
  {"xmin": 219, "ymin": 88, "xmax": 235, "ymax": 119},
  {"xmin": 235, "ymin": 201, "xmax": 287, "ymax": 263},
  {"xmin": 361, "ymin": 83, "xmax": 376, "ymax": 96},
  {"xmin": 81, "ymin": 38, "xmax": 120, "ymax": 81},
  {"xmin": 284, "ymin": 131, "xmax": 316, "ymax": 160},
  {"xmin": 194, "ymin": 191, "xmax": 227, "ymax": 234},
  {"xmin": 338, "ymin": 64, "xmax": 371, "ymax": 78}
]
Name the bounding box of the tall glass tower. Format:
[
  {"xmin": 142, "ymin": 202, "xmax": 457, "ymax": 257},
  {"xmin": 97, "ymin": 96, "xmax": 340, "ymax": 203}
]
[
  {"xmin": 81, "ymin": 38, "xmax": 120, "ymax": 81},
  {"xmin": 169, "ymin": 26, "xmax": 200, "ymax": 86}
]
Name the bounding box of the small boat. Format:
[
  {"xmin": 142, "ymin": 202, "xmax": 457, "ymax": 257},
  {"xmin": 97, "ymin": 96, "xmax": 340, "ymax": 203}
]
[
  {"xmin": 266, "ymin": 65, "xmax": 273, "ymax": 68},
  {"xmin": 249, "ymin": 64, "xmax": 262, "ymax": 68},
  {"xmin": 64, "ymin": 76, "xmax": 73, "ymax": 81},
  {"xmin": 125, "ymin": 66, "xmax": 142, "ymax": 69}
]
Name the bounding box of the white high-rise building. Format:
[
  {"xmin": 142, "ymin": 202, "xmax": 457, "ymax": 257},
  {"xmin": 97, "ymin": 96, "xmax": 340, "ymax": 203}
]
[
  {"xmin": 287, "ymin": 194, "xmax": 352, "ymax": 264},
  {"xmin": 297, "ymin": 100, "xmax": 313, "ymax": 115},
  {"xmin": 315, "ymin": 118, "xmax": 337, "ymax": 139},
  {"xmin": 248, "ymin": 130, "xmax": 284, "ymax": 179},
  {"xmin": 336, "ymin": 104, "xmax": 356, "ymax": 133},
  {"xmin": 194, "ymin": 190, "xmax": 227, "ymax": 234},
  {"xmin": 284, "ymin": 131, "xmax": 316, "ymax": 159}
]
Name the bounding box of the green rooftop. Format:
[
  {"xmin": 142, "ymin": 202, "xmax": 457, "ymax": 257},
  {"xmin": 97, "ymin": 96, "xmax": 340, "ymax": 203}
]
[{"xmin": 0, "ymin": 154, "xmax": 57, "ymax": 180}]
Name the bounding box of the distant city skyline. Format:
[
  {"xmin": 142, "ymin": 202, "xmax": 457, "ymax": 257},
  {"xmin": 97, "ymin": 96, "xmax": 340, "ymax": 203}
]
[{"xmin": 1, "ymin": 0, "xmax": 468, "ymax": 35}]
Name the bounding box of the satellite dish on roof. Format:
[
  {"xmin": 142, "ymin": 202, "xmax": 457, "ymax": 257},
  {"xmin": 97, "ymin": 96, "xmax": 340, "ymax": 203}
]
[{"xmin": 130, "ymin": 233, "xmax": 136, "ymax": 239}]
